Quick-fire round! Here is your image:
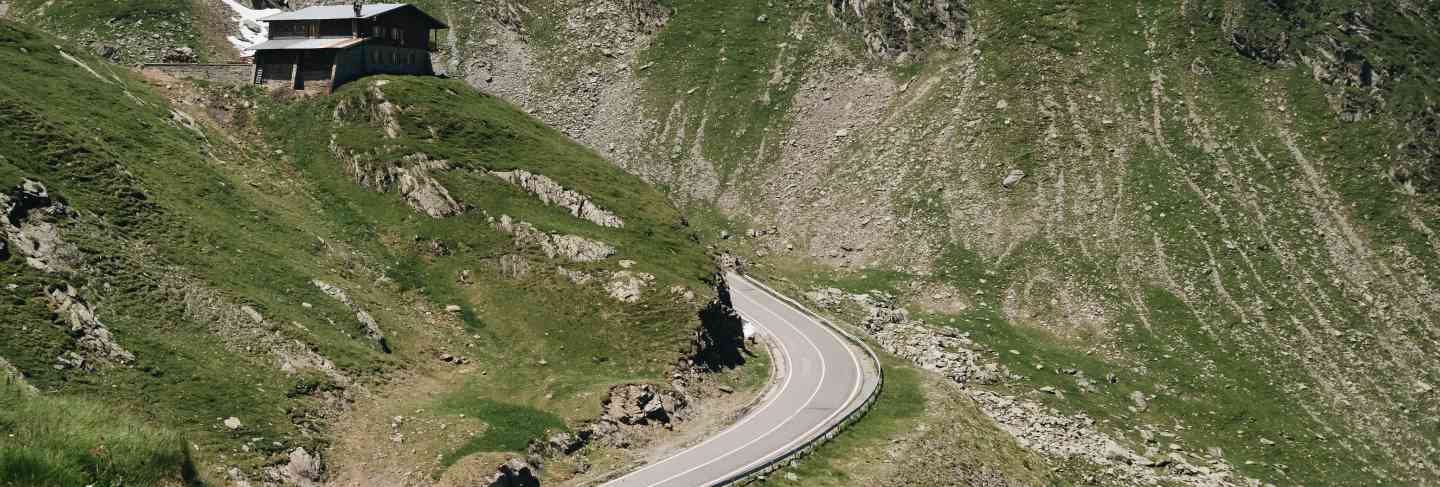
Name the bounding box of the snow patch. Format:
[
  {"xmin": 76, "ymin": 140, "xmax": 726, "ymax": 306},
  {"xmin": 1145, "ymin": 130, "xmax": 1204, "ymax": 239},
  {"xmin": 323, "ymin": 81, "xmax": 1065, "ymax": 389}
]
[{"xmin": 220, "ymin": 0, "xmax": 281, "ymax": 56}]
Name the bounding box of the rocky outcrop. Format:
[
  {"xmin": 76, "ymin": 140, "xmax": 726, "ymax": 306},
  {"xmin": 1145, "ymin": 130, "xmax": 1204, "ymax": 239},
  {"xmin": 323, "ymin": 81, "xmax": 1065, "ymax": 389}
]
[
  {"xmin": 1222, "ymin": 4, "xmax": 1440, "ymax": 191},
  {"xmin": 46, "ymin": 284, "xmax": 135, "ymax": 370},
  {"xmin": 311, "ymin": 279, "xmax": 389, "ymax": 353},
  {"xmin": 605, "ymin": 270, "xmax": 654, "ymax": 302},
  {"xmin": 330, "ymin": 139, "xmax": 464, "ymax": 218},
  {"xmin": 491, "ymin": 170, "xmax": 624, "ymax": 228},
  {"xmin": 493, "ymin": 214, "xmax": 616, "ymax": 262},
  {"xmin": 827, "ymin": 0, "xmax": 970, "ymax": 58},
  {"xmin": 390, "ymin": 154, "xmax": 463, "ymax": 218},
  {"xmin": 266, "ymin": 447, "xmax": 323, "ymax": 487},
  {"xmin": 602, "ymin": 383, "xmax": 688, "ymax": 428},
  {"xmin": 837, "ymin": 289, "xmax": 1007, "ymax": 386},
  {"xmin": 692, "ymin": 278, "xmax": 748, "ymax": 371},
  {"xmin": 334, "ymin": 79, "xmax": 402, "ymax": 139},
  {"xmin": 330, "ymin": 80, "xmax": 463, "ymax": 217},
  {"xmin": 1, "ymin": 179, "xmax": 78, "ymax": 274}
]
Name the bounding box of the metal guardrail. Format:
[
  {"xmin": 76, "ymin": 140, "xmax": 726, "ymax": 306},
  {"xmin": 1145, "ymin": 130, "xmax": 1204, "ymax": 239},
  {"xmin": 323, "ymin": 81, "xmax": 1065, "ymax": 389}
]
[{"xmin": 719, "ymin": 274, "xmax": 885, "ymax": 486}]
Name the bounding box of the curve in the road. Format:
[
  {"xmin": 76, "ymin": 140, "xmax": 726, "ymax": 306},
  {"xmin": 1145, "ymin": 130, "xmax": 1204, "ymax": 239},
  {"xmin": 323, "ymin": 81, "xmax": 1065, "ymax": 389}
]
[{"xmin": 603, "ymin": 273, "xmax": 879, "ymax": 487}]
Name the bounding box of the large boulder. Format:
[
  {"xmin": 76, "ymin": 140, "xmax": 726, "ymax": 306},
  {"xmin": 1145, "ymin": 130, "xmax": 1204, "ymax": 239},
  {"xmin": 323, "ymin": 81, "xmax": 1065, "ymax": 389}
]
[
  {"xmin": 603, "ymin": 383, "xmax": 685, "ymax": 425},
  {"xmin": 47, "ymin": 284, "xmax": 135, "ymax": 370},
  {"xmin": 1, "ymin": 180, "xmax": 78, "ymax": 273}
]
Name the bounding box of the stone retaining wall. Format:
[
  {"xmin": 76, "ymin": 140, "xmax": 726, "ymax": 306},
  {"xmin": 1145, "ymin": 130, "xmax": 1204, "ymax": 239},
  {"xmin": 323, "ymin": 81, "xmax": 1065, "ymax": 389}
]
[{"xmin": 142, "ymin": 63, "xmax": 255, "ymax": 84}]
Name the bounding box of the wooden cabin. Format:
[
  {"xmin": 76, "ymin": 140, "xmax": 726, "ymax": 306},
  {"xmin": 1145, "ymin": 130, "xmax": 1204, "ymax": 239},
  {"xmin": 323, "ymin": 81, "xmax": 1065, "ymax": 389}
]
[{"xmin": 252, "ymin": 3, "xmax": 446, "ymax": 94}]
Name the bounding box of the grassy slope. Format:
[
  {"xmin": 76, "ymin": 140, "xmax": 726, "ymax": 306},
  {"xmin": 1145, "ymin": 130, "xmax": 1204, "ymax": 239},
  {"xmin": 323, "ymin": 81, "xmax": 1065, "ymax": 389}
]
[
  {"xmin": 664, "ymin": 0, "xmax": 1440, "ymax": 485},
  {"xmin": 0, "ymin": 19, "xmax": 717, "ymax": 484}
]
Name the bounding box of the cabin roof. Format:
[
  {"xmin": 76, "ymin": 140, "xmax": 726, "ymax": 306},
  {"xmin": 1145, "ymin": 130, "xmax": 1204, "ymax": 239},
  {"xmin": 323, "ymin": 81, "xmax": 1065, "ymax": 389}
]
[
  {"xmin": 251, "ymin": 37, "xmax": 369, "ymax": 51},
  {"xmin": 259, "ymin": 4, "xmax": 447, "ymax": 28}
]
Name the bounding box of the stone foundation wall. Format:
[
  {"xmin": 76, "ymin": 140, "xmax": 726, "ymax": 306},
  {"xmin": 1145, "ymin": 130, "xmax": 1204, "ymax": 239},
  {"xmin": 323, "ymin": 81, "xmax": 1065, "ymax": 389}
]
[{"xmin": 142, "ymin": 63, "xmax": 255, "ymax": 84}]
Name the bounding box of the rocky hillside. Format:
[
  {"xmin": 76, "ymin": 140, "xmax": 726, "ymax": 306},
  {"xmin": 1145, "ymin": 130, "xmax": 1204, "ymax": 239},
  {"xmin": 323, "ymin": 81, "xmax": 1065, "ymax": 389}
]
[
  {"xmin": 413, "ymin": 0, "xmax": 1439, "ymax": 484},
  {"xmin": 6, "ymin": 0, "xmax": 1440, "ymax": 485},
  {"xmin": 0, "ymin": 18, "xmax": 745, "ymax": 486}
]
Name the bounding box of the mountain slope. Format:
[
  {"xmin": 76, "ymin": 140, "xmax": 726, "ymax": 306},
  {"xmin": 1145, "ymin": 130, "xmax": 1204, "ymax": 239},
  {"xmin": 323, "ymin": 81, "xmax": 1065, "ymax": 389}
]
[
  {"xmin": 8, "ymin": 0, "xmax": 1440, "ymax": 484},
  {"xmin": 0, "ymin": 19, "xmax": 733, "ymax": 486},
  {"xmin": 412, "ymin": 0, "xmax": 1440, "ymax": 484}
]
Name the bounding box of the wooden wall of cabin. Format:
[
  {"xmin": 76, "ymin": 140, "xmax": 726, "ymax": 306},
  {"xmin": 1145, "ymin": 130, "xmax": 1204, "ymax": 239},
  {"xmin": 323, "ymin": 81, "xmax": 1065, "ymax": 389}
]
[
  {"xmin": 254, "ymin": 50, "xmax": 338, "ymax": 92},
  {"xmin": 270, "ymin": 19, "xmax": 354, "ymax": 39},
  {"xmin": 365, "ymin": 12, "xmax": 434, "ymax": 50},
  {"xmin": 255, "ymin": 50, "xmax": 297, "ymax": 90}
]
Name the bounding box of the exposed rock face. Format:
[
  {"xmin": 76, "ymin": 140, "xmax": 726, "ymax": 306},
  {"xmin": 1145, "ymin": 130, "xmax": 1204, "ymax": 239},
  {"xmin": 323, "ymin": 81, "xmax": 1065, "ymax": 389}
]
[
  {"xmin": 692, "ymin": 279, "xmax": 748, "ymax": 371},
  {"xmin": 330, "ymin": 139, "xmax": 463, "ymax": 218},
  {"xmin": 330, "ymin": 81, "xmax": 463, "ymax": 217},
  {"xmin": 46, "ymin": 284, "xmax": 135, "ymax": 370},
  {"xmin": 827, "ymin": 0, "xmax": 970, "ymax": 58},
  {"xmin": 602, "ymin": 383, "xmax": 686, "ymax": 426},
  {"xmin": 312, "ymin": 279, "xmax": 389, "ymax": 353},
  {"xmin": 487, "ymin": 457, "xmax": 540, "ymax": 487},
  {"xmin": 606, "ymin": 270, "xmax": 654, "ymax": 303},
  {"xmin": 491, "ymin": 170, "xmax": 625, "ymax": 228},
  {"xmin": 493, "ymin": 214, "xmax": 616, "ymax": 262},
  {"xmin": 1221, "ymin": 3, "xmax": 1440, "ymax": 191},
  {"xmin": 1, "ymin": 179, "xmax": 78, "ymax": 273},
  {"xmin": 334, "ymin": 79, "xmax": 402, "ymax": 139},
  {"xmin": 390, "ymin": 154, "xmax": 463, "ymax": 218},
  {"xmin": 267, "ymin": 447, "xmax": 323, "ymax": 487}
]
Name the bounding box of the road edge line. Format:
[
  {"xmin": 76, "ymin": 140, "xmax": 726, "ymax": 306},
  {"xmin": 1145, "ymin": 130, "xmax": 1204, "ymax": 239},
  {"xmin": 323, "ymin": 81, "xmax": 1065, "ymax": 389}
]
[{"xmin": 718, "ymin": 273, "xmax": 885, "ymax": 486}]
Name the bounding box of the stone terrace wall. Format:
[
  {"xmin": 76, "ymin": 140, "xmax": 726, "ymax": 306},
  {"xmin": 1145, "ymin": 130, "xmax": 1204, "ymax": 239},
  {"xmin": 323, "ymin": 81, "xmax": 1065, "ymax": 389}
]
[{"xmin": 142, "ymin": 63, "xmax": 255, "ymax": 84}]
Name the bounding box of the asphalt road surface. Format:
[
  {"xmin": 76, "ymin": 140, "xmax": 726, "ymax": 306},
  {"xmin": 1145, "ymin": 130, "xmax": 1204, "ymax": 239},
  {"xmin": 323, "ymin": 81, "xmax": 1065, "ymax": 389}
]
[{"xmin": 603, "ymin": 273, "xmax": 878, "ymax": 487}]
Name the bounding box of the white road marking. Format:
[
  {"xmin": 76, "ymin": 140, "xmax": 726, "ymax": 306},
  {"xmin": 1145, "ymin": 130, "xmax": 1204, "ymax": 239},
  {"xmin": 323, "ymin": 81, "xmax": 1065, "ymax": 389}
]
[
  {"xmin": 644, "ymin": 287, "xmax": 830, "ymax": 487},
  {"xmin": 704, "ymin": 281, "xmax": 864, "ymax": 486},
  {"xmin": 603, "ymin": 275, "xmax": 871, "ymax": 487},
  {"xmin": 604, "ymin": 303, "xmax": 798, "ymax": 485}
]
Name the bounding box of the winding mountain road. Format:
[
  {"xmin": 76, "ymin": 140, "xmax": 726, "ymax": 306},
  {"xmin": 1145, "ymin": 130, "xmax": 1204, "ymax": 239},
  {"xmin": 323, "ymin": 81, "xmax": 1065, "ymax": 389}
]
[{"xmin": 604, "ymin": 273, "xmax": 880, "ymax": 487}]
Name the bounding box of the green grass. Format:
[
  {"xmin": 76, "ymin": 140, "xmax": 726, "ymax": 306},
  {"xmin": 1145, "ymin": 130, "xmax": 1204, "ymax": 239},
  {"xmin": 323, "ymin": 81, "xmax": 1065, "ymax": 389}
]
[
  {"xmin": 0, "ymin": 381, "xmax": 194, "ymax": 487},
  {"xmin": 436, "ymin": 398, "xmax": 567, "ymax": 465},
  {"xmin": 634, "ymin": 0, "xmax": 841, "ymax": 203},
  {"xmin": 0, "ymin": 18, "xmax": 719, "ymax": 482},
  {"xmin": 757, "ymin": 356, "xmax": 923, "ymax": 486},
  {"xmin": 6, "ymin": 0, "xmax": 201, "ymax": 63}
]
